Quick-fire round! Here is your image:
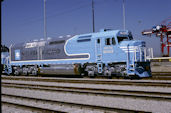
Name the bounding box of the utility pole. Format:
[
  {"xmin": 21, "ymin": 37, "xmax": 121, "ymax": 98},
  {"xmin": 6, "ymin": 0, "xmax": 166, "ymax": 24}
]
[
  {"xmin": 122, "ymin": 0, "xmax": 126, "ymax": 30},
  {"xmin": 44, "ymin": 0, "xmax": 47, "ymax": 39},
  {"xmin": 92, "ymin": 0, "xmax": 95, "ymax": 32}
]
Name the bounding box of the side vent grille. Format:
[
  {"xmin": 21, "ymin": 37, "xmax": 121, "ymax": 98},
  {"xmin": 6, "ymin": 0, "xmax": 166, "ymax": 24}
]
[{"xmin": 77, "ymin": 35, "xmax": 92, "ymax": 42}]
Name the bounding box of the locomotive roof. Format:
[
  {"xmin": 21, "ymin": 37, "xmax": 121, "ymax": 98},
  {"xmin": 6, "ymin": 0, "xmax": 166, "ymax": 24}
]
[
  {"xmin": 11, "ymin": 35, "xmax": 73, "ymax": 48},
  {"xmin": 11, "ymin": 29, "xmax": 132, "ymax": 48},
  {"xmin": 77, "ymin": 29, "xmax": 131, "ymax": 38}
]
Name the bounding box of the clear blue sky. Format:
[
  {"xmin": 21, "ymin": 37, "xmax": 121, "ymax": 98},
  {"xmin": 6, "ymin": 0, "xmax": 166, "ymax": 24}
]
[{"xmin": 1, "ymin": 0, "xmax": 171, "ymax": 56}]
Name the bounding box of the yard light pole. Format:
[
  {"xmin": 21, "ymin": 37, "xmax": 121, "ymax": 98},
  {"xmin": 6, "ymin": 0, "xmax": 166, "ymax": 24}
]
[
  {"xmin": 122, "ymin": 0, "xmax": 126, "ymax": 30},
  {"xmin": 44, "ymin": 0, "xmax": 47, "ymax": 39},
  {"xmin": 92, "ymin": 0, "xmax": 95, "ymax": 32}
]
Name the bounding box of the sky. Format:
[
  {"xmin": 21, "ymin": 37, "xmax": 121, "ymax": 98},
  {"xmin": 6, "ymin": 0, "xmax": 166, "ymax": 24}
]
[{"xmin": 1, "ymin": 0, "xmax": 171, "ymax": 57}]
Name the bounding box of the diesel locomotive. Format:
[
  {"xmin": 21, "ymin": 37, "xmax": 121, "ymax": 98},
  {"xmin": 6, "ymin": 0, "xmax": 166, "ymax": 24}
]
[{"xmin": 4, "ymin": 29, "xmax": 152, "ymax": 78}]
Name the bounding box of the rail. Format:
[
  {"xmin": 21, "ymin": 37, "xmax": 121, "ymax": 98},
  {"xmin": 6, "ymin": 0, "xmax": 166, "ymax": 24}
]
[
  {"xmin": 2, "ymin": 76, "xmax": 171, "ymax": 87},
  {"xmin": 2, "ymin": 82, "xmax": 171, "ymax": 101},
  {"xmin": 2, "ymin": 93, "xmax": 148, "ymax": 113},
  {"xmin": 2, "ymin": 76, "xmax": 170, "ymax": 113}
]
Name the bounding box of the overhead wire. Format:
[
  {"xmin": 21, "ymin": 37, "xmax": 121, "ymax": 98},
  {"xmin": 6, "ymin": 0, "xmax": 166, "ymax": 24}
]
[{"xmin": 19, "ymin": 0, "xmax": 107, "ymax": 26}]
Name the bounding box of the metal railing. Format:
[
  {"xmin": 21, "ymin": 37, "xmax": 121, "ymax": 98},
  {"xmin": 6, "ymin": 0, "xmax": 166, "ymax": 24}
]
[{"xmin": 134, "ymin": 47, "xmax": 153, "ymax": 62}]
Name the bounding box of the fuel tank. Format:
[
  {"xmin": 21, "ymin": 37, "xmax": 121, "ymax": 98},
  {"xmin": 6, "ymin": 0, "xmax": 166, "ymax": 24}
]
[{"xmin": 39, "ymin": 64, "xmax": 80, "ymax": 75}]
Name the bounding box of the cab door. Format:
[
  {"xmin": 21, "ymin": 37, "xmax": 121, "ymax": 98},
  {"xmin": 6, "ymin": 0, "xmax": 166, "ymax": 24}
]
[
  {"xmin": 95, "ymin": 38, "xmax": 102, "ymax": 62},
  {"xmin": 95, "ymin": 38, "xmax": 103, "ymax": 73}
]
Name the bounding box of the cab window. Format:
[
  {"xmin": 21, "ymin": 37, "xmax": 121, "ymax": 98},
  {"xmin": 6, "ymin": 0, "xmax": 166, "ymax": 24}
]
[
  {"xmin": 112, "ymin": 37, "xmax": 116, "ymax": 45},
  {"xmin": 128, "ymin": 32, "xmax": 133, "ymax": 40},
  {"xmin": 97, "ymin": 38, "xmax": 100, "ymax": 43},
  {"xmin": 105, "ymin": 38, "xmax": 111, "ymax": 45},
  {"xmin": 117, "ymin": 37, "xmax": 129, "ymax": 43}
]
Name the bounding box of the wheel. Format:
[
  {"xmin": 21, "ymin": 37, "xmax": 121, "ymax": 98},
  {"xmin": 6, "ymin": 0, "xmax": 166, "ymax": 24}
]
[
  {"xmin": 14, "ymin": 71, "xmax": 20, "ymax": 76},
  {"xmin": 88, "ymin": 71, "xmax": 95, "ymax": 78},
  {"xmin": 22, "ymin": 71, "xmax": 28, "ymax": 76},
  {"xmin": 104, "ymin": 70, "xmax": 112, "ymax": 79}
]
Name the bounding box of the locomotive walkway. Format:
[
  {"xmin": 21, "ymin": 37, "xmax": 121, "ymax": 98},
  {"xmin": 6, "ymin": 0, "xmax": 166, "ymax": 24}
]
[{"xmin": 1, "ymin": 76, "xmax": 171, "ymax": 113}]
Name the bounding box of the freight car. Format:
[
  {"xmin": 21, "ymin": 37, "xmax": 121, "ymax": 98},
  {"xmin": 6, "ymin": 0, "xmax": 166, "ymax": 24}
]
[{"xmin": 6, "ymin": 29, "xmax": 152, "ymax": 78}]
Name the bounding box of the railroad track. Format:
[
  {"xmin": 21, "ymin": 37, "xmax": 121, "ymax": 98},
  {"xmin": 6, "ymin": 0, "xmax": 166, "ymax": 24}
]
[
  {"xmin": 2, "ymin": 82, "xmax": 171, "ymax": 101},
  {"xmin": 151, "ymin": 72, "xmax": 171, "ymax": 80},
  {"xmin": 2, "ymin": 76, "xmax": 171, "ymax": 112},
  {"xmin": 2, "ymin": 100, "xmax": 65, "ymax": 113},
  {"xmin": 152, "ymin": 72, "xmax": 171, "ymax": 75},
  {"xmin": 2, "ymin": 76, "xmax": 171, "ymax": 87},
  {"xmin": 2, "ymin": 73, "xmax": 171, "ymax": 80},
  {"xmin": 2, "ymin": 93, "xmax": 148, "ymax": 113}
]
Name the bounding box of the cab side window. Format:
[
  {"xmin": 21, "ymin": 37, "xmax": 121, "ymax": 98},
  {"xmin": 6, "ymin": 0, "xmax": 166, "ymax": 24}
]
[
  {"xmin": 112, "ymin": 37, "xmax": 116, "ymax": 45},
  {"xmin": 105, "ymin": 38, "xmax": 110, "ymax": 45},
  {"xmin": 97, "ymin": 38, "xmax": 100, "ymax": 43}
]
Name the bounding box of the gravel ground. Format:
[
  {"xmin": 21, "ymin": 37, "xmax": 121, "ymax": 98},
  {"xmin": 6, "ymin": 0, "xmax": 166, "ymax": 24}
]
[
  {"xmin": 151, "ymin": 62, "xmax": 171, "ymax": 72},
  {"xmin": 2, "ymin": 87, "xmax": 171, "ymax": 113},
  {"xmin": 2, "ymin": 80, "xmax": 171, "ymax": 93},
  {"xmin": 2, "ymin": 96, "xmax": 105, "ymax": 113},
  {"xmin": 2, "ymin": 104, "xmax": 36, "ymax": 113}
]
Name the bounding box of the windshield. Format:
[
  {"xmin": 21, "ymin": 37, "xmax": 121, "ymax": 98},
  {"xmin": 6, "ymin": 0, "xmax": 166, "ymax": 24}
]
[{"xmin": 117, "ymin": 37, "xmax": 129, "ymax": 43}]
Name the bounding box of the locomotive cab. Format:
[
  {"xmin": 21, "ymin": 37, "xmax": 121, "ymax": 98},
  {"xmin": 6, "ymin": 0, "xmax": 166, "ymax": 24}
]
[
  {"xmin": 116, "ymin": 31, "xmax": 152, "ymax": 78},
  {"xmin": 80, "ymin": 29, "xmax": 152, "ymax": 78}
]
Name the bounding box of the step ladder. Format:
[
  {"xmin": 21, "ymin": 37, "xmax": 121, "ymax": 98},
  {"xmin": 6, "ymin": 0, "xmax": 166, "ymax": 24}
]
[{"xmin": 126, "ymin": 45, "xmax": 135, "ymax": 75}]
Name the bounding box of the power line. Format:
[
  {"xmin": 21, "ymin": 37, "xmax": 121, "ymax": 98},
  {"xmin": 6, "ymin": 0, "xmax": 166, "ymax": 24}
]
[
  {"xmin": 19, "ymin": 2, "xmax": 91, "ymax": 26},
  {"xmin": 19, "ymin": 0, "xmax": 106, "ymax": 26}
]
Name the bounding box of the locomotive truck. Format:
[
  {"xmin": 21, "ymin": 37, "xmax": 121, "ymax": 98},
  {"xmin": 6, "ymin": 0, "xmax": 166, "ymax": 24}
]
[{"xmin": 3, "ymin": 29, "xmax": 152, "ymax": 78}]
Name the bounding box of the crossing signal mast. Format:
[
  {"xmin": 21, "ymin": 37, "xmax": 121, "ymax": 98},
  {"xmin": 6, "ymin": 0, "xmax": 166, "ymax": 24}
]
[{"xmin": 142, "ymin": 17, "xmax": 171, "ymax": 57}]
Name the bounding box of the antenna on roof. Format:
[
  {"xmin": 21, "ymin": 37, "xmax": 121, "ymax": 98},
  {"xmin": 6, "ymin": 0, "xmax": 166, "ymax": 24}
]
[
  {"xmin": 122, "ymin": 0, "xmax": 126, "ymax": 30},
  {"xmin": 92, "ymin": 0, "xmax": 95, "ymax": 32},
  {"xmin": 44, "ymin": 0, "xmax": 47, "ymax": 39}
]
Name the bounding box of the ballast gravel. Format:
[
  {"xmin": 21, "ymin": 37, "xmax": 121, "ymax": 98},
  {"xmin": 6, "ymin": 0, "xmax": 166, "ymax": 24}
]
[
  {"xmin": 2, "ymin": 87, "xmax": 171, "ymax": 113},
  {"xmin": 2, "ymin": 79, "xmax": 171, "ymax": 93},
  {"xmin": 2, "ymin": 104, "xmax": 36, "ymax": 113}
]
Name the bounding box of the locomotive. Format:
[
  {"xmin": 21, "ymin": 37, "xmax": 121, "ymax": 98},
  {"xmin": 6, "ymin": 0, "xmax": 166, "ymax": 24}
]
[{"xmin": 4, "ymin": 29, "xmax": 152, "ymax": 78}]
